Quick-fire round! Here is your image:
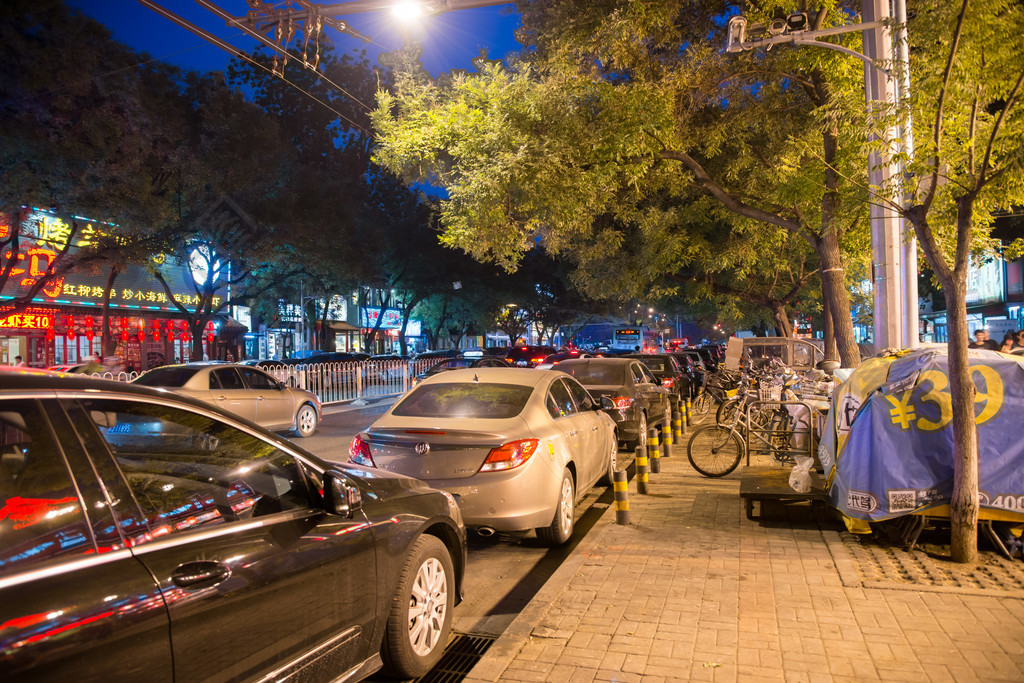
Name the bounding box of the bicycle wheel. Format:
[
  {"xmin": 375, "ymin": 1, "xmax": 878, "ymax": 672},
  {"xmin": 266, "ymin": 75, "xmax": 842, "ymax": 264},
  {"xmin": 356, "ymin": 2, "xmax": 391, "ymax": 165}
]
[
  {"xmin": 716, "ymin": 397, "xmax": 741, "ymax": 425},
  {"xmin": 687, "ymin": 425, "xmax": 744, "ymax": 477},
  {"xmin": 690, "ymin": 392, "xmax": 714, "ymax": 424},
  {"xmin": 767, "ymin": 409, "xmax": 795, "ymax": 462}
]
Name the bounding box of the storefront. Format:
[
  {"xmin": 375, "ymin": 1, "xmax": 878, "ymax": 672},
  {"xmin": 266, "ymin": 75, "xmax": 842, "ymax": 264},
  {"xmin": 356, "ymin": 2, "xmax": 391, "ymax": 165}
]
[{"xmin": 1, "ymin": 209, "xmax": 244, "ymax": 370}]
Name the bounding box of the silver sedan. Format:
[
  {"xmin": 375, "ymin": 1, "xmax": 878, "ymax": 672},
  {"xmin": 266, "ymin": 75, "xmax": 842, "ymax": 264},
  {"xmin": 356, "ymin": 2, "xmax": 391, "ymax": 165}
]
[
  {"xmin": 133, "ymin": 362, "xmax": 321, "ymax": 437},
  {"xmin": 348, "ymin": 367, "xmax": 618, "ymax": 545}
]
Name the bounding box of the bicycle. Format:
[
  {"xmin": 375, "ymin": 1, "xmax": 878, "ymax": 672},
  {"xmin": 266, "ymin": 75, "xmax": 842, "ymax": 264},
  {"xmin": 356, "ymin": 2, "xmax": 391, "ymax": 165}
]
[
  {"xmin": 689, "ymin": 368, "xmax": 740, "ymax": 424},
  {"xmin": 686, "ymin": 368, "xmax": 799, "ymax": 477}
]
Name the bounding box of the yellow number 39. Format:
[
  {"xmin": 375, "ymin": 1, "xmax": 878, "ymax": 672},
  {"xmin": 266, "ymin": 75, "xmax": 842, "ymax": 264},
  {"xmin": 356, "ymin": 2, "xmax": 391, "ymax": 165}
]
[{"xmin": 914, "ymin": 365, "xmax": 1003, "ymax": 431}]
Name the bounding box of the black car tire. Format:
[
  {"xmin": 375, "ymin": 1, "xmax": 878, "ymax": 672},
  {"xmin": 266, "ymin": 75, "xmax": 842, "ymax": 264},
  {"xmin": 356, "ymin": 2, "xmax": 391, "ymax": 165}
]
[
  {"xmin": 603, "ymin": 434, "xmax": 619, "ymax": 485},
  {"xmin": 293, "ymin": 403, "xmax": 317, "ymax": 438},
  {"xmin": 381, "ymin": 535, "xmax": 454, "ymax": 679},
  {"xmin": 626, "ymin": 411, "xmax": 647, "ymax": 452},
  {"xmin": 536, "ymin": 469, "xmax": 575, "ymax": 546}
]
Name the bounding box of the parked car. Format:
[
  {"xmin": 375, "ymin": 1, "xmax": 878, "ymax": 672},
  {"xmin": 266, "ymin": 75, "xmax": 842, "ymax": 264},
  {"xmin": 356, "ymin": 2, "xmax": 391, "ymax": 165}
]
[
  {"xmin": 670, "ymin": 350, "xmax": 708, "ymax": 397},
  {"xmin": 0, "ymin": 368, "xmax": 466, "ymax": 680},
  {"xmin": 412, "ymin": 356, "xmax": 512, "ymax": 386},
  {"xmin": 535, "ymin": 350, "xmax": 595, "ymax": 370},
  {"xmin": 556, "ymin": 357, "xmax": 672, "ymax": 451},
  {"xmin": 504, "ymin": 345, "xmax": 558, "ymax": 368},
  {"xmin": 133, "ymin": 362, "xmax": 321, "ymax": 438},
  {"xmin": 349, "ymin": 367, "xmax": 618, "ymax": 545},
  {"xmin": 626, "ymin": 353, "xmax": 690, "ymax": 401},
  {"xmin": 412, "ymin": 349, "xmax": 460, "ymax": 363}
]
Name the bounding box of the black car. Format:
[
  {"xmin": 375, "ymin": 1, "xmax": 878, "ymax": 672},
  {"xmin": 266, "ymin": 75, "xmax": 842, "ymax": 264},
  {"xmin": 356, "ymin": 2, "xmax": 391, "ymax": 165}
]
[
  {"xmin": 670, "ymin": 350, "xmax": 708, "ymax": 397},
  {"xmin": 504, "ymin": 345, "xmax": 557, "ymax": 368},
  {"xmin": 626, "ymin": 353, "xmax": 690, "ymax": 400},
  {"xmin": 0, "ymin": 369, "xmax": 466, "ymax": 680},
  {"xmin": 412, "ymin": 356, "xmax": 512, "ymax": 386},
  {"xmin": 556, "ymin": 357, "xmax": 671, "ymax": 451}
]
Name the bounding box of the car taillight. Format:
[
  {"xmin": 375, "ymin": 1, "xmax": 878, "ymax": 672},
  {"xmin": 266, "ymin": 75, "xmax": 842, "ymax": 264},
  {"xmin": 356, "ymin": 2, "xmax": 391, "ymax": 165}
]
[
  {"xmin": 612, "ymin": 397, "xmax": 633, "ymax": 409},
  {"xmin": 479, "ymin": 439, "xmax": 538, "ymax": 472},
  {"xmin": 348, "ymin": 436, "xmax": 376, "ymax": 467},
  {"xmin": 530, "ymin": 357, "xmax": 545, "ymax": 365},
  {"xmin": 662, "ymin": 378, "xmax": 674, "ymax": 388},
  {"xmin": 505, "ymin": 358, "xmax": 514, "ymax": 364}
]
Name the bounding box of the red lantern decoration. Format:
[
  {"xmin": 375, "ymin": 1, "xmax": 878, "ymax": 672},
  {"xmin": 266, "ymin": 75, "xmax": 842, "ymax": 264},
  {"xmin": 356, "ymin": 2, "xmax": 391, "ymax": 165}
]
[
  {"xmin": 84, "ymin": 315, "xmax": 93, "ymax": 328},
  {"xmin": 153, "ymin": 329, "xmax": 161, "ymax": 342},
  {"xmin": 120, "ymin": 317, "xmax": 129, "ymax": 329},
  {"xmin": 121, "ymin": 330, "xmax": 129, "ymax": 342},
  {"xmin": 65, "ymin": 315, "xmax": 75, "ymax": 329},
  {"xmin": 46, "ymin": 328, "xmax": 55, "ymax": 341},
  {"xmin": 207, "ymin": 333, "xmax": 215, "ymax": 345},
  {"xmin": 66, "ymin": 329, "xmax": 75, "ymax": 340},
  {"xmin": 137, "ymin": 329, "xmax": 145, "ymax": 342},
  {"xmin": 180, "ymin": 320, "xmax": 189, "ymax": 330},
  {"xmin": 85, "ymin": 329, "xmax": 94, "ymax": 341}
]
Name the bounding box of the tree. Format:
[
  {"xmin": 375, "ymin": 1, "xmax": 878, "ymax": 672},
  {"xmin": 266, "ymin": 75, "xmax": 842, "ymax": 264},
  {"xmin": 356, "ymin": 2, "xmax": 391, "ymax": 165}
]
[
  {"xmin": 371, "ymin": 1, "xmax": 872, "ymax": 367},
  {"xmin": 880, "ymin": 0, "xmax": 1024, "ymax": 562}
]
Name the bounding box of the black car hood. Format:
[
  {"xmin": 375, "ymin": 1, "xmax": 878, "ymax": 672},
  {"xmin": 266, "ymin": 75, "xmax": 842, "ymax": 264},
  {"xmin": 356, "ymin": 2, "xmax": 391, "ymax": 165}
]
[{"xmin": 337, "ymin": 461, "xmax": 438, "ymax": 501}]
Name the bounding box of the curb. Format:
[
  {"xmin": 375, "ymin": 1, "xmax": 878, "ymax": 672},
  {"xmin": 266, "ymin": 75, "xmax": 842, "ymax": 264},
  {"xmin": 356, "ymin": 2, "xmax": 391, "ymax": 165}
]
[{"xmin": 462, "ymin": 497, "xmax": 620, "ymax": 682}]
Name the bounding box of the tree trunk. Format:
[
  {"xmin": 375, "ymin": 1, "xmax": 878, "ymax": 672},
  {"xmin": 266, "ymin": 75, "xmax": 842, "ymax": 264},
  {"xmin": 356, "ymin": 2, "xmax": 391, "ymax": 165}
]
[
  {"xmin": 100, "ymin": 265, "xmax": 120, "ymax": 357},
  {"xmin": 942, "ymin": 273, "xmax": 979, "ymax": 563},
  {"xmin": 770, "ymin": 302, "xmax": 793, "ymax": 338},
  {"xmin": 815, "ymin": 231, "xmax": 859, "ymax": 367},
  {"xmin": 822, "ymin": 294, "xmax": 838, "ymax": 361}
]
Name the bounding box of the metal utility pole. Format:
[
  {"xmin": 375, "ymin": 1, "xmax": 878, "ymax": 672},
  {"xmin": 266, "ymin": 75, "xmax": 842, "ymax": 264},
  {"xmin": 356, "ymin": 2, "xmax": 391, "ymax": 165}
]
[{"xmin": 726, "ymin": 3, "xmax": 919, "ymax": 350}]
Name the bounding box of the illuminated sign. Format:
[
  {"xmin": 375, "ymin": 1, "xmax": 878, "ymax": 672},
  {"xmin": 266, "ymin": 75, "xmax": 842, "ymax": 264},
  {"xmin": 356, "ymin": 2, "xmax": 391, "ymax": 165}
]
[
  {"xmin": 1, "ymin": 210, "xmax": 224, "ymax": 312},
  {"xmin": 0, "ymin": 311, "xmax": 54, "ymax": 330},
  {"xmin": 361, "ymin": 307, "xmax": 403, "ymax": 329}
]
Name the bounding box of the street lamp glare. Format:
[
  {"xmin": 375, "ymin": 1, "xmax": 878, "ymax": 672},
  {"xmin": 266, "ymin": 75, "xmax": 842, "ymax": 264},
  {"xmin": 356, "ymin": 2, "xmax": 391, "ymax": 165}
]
[{"xmin": 391, "ymin": 1, "xmax": 423, "ymax": 20}]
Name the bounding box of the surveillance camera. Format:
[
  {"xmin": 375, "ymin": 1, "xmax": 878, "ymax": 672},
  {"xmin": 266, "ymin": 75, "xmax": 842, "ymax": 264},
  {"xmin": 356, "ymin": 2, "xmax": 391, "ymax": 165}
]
[
  {"xmin": 726, "ymin": 16, "xmax": 747, "ymax": 53},
  {"xmin": 786, "ymin": 12, "xmax": 809, "ymax": 33},
  {"xmin": 767, "ymin": 18, "xmax": 787, "ymax": 36}
]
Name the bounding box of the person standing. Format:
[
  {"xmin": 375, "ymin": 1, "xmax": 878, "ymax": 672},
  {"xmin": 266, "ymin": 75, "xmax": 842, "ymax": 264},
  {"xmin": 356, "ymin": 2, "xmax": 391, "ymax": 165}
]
[
  {"xmin": 13, "ymin": 355, "xmax": 27, "ymax": 367},
  {"xmin": 999, "ymin": 333, "xmax": 1016, "ymax": 353},
  {"xmin": 969, "ymin": 329, "xmax": 999, "ymax": 351}
]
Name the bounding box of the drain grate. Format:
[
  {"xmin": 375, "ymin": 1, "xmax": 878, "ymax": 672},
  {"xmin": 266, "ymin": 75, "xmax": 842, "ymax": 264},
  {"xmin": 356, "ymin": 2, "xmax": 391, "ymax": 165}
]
[{"xmin": 415, "ymin": 633, "xmax": 497, "ymax": 683}]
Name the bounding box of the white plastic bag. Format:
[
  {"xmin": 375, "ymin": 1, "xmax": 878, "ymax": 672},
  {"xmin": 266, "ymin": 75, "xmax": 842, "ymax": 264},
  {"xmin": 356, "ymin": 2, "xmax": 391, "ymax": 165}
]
[{"xmin": 789, "ymin": 453, "xmax": 813, "ymax": 493}]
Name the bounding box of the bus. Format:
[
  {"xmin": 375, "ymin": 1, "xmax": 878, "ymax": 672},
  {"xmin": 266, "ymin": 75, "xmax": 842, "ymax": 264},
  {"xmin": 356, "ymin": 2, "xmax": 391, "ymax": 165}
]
[{"xmin": 609, "ymin": 325, "xmax": 663, "ymax": 353}]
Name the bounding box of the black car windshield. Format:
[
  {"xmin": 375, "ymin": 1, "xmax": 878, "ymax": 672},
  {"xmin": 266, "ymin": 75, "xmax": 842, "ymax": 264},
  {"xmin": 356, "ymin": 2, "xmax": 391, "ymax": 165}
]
[
  {"xmin": 133, "ymin": 367, "xmax": 201, "ymax": 387},
  {"xmin": 559, "ymin": 363, "xmax": 626, "ymax": 386},
  {"xmin": 392, "ymin": 382, "xmax": 534, "ymax": 419}
]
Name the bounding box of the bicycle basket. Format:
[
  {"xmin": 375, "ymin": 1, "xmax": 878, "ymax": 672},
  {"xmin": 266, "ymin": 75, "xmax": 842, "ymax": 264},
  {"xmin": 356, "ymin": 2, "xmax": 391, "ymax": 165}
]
[
  {"xmin": 759, "ymin": 384, "xmax": 782, "ymax": 401},
  {"xmin": 725, "ymin": 388, "xmax": 738, "ymax": 399}
]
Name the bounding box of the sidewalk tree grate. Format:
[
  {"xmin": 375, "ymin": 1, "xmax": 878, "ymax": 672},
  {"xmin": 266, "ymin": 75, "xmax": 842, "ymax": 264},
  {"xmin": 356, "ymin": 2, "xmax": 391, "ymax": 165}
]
[
  {"xmin": 414, "ymin": 632, "xmax": 497, "ymax": 683},
  {"xmin": 830, "ymin": 529, "xmax": 1024, "ymax": 597}
]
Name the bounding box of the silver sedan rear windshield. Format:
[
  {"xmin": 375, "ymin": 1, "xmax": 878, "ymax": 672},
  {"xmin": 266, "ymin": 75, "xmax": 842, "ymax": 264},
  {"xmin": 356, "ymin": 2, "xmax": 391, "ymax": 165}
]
[{"xmin": 392, "ymin": 382, "xmax": 534, "ymax": 419}]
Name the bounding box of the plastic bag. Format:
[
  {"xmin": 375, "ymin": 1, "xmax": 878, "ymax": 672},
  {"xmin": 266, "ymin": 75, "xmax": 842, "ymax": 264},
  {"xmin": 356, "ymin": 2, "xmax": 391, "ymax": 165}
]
[{"xmin": 789, "ymin": 453, "xmax": 813, "ymax": 493}]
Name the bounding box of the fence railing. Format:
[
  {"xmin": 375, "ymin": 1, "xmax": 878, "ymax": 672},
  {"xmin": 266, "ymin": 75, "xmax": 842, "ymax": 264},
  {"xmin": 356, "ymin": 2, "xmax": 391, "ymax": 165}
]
[{"xmin": 91, "ymin": 358, "xmax": 438, "ymax": 406}]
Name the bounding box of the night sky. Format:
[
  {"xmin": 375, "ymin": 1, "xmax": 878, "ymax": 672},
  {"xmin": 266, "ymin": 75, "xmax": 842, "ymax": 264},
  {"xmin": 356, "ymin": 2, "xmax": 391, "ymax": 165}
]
[{"xmin": 67, "ymin": 0, "xmax": 523, "ymax": 77}]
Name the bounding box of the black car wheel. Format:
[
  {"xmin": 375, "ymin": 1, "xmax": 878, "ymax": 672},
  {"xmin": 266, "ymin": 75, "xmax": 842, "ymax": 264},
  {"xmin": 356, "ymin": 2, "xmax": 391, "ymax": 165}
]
[
  {"xmin": 381, "ymin": 535, "xmax": 454, "ymax": 678},
  {"xmin": 627, "ymin": 411, "xmax": 648, "ymax": 452}
]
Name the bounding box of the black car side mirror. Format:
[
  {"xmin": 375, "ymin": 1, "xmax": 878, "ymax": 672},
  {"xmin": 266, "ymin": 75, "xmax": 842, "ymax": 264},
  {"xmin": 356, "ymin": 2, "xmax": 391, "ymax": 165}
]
[
  {"xmin": 600, "ymin": 396, "xmax": 615, "ymax": 410},
  {"xmin": 324, "ymin": 469, "xmax": 362, "ymax": 517}
]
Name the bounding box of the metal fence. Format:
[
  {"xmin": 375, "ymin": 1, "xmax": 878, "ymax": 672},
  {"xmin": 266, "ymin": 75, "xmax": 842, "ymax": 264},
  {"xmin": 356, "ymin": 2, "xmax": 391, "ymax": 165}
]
[{"xmin": 90, "ymin": 358, "xmax": 438, "ymax": 406}]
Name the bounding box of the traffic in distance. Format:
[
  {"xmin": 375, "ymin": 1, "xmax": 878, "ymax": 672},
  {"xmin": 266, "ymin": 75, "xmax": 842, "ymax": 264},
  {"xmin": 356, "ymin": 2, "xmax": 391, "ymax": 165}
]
[{"xmin": 1, "ymin": 335, "xmax": 729, "ymax": 680}]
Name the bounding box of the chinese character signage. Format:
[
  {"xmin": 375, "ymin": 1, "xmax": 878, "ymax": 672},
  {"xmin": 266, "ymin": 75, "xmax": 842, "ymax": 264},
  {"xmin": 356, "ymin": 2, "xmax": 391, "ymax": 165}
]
[
  {"xmin": 361, "ymin": 307, "xmax": 403, "ymax": 329},
  {"xmin": 1, "ymin": 209, "xmax": 223, "ymax": 312}
]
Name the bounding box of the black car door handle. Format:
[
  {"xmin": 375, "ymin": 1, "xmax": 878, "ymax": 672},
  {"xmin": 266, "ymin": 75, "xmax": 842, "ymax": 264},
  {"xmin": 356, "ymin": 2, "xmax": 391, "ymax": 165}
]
[{"xmin": 171, "ymin": 561, "xmax": 230, "ymax": 588}]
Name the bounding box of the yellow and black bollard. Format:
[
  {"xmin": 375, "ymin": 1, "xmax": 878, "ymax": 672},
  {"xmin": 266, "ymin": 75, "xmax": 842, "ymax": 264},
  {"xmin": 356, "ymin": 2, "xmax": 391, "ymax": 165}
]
[
  {"xmin": 672, "ymin": 397, "xmax": 684, "ymax": 441},
  {"xmin": 613, "ymin": 469, "xmax": 629, "ymax": 525},
  {"xmin": 685, "ymin": 397, "xmax": 693, "ymax": 428},
  {"xmin": 648, "ymin": 426, "xmax": 661, "ymax": 474},
  {"xmin": 635, "ymin": 445, "xmax": 649, "ymax": 494},
  {"xmin": 662, "ymin": 419, "xmax": 672, "ymax": 461}
]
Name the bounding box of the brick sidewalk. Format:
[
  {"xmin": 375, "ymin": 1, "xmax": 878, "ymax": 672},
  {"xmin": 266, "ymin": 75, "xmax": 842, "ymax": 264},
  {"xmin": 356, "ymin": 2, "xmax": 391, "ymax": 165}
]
[{"xmin": 465, "ymin": 445, "xmax": 1024, "ymax": 682}]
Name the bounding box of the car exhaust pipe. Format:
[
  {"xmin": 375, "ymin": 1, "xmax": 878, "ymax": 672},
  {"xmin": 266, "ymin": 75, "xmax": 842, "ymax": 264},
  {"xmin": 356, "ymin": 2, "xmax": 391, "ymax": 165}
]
[{"xmin": 476, "ymin": 527, "xmax": 496, "ymax": 537}]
